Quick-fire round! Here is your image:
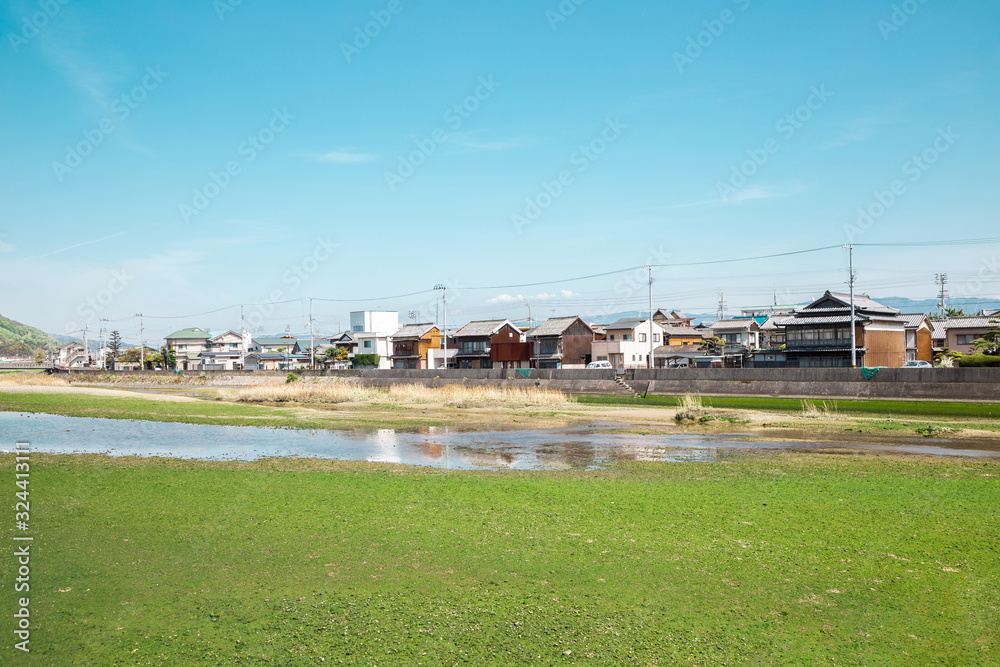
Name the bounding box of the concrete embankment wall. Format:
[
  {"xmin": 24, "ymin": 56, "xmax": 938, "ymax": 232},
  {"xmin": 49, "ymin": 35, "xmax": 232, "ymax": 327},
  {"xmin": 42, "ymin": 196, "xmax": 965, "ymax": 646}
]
[{"xmin": 69, "ymin": 367, "xmax": 1000, "ymax": 402}]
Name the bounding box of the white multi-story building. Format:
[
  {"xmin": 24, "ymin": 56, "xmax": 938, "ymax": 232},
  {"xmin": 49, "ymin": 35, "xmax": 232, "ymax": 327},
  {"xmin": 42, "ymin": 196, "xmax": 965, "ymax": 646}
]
[
  {"xmin": 591, "ymin": 317, "xmax": 664, "ymax": 369},
  {"xmin": 350, "ymin": 311, "xmax": 399, "ymax": 369}
]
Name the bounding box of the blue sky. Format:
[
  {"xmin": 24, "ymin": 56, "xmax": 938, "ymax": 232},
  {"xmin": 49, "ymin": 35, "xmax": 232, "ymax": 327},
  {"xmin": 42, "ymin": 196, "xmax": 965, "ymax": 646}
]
[{"xmin": 1, "ymin": 0, "xmax": 998, "ymax": 343}]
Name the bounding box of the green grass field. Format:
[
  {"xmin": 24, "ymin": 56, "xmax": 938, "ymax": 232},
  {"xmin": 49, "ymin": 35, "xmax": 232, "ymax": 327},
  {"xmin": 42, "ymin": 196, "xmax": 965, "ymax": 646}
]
[
  {"xmin": 579, "ymin": 395, "xmax": 1000, "ymax": 419},
  {"xmin": 4, "ymin": 454, "xmax": 997, "ymax": 665},
  {"xmin": 0, "ymin": 392, "xmax": 444, "ymax": 429}
]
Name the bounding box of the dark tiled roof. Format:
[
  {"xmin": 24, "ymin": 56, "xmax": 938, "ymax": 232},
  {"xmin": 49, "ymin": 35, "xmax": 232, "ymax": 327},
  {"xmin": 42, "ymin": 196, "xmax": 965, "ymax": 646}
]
[
  {"xmin": 527, "ymin": 316, "xmax": 587, "ymax": 338},
  {"xmin": 454, "ymin": 320, "xmax": 510, "ymax": 337},
  {"xmin": 945, "ymin": 316, "xmax": 999, "ymax": 328},
  {"xmin": 393, "ymin": 323, "xmax": 437, "ymax": 339}
]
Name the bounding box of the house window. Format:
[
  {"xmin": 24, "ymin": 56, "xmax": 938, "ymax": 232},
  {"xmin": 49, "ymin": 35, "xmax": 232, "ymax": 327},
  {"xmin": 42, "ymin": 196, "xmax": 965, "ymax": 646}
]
[
  {"xmin": 956, "ymin": 334, "xmax": 977, "ymax": 345},
  {"xmin": 364, "ymin": 340, "xmax": 372, "ymax": 349},
  {"xmin": 179, "ymin": 345, "xmax": 186, "ymax": 350},
  {"xmin": 539, "ymin": 340, "xmax": 558, "ymax": 355},
  {"xmin": 353, "ymin": 325, "xmax": 363, "ymax": 332},
  {"xmin": 639, "ymin": 333, "xmax": 646, "ymax": 342},
  {"xmin": 608, "ymin": 335, "xmax": 615, "ymax": 341},
  {"xmin": 653, "ymin": 333, "xmax": 660, "ymax": 342},
  {"xmin": 623, "ymin": 334, "xmax": 633, "ymax": 341}
]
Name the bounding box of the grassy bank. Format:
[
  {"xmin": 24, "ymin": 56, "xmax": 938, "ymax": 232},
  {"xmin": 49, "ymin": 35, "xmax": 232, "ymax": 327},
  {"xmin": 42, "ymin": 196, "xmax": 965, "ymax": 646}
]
[
  {"xmin": 4, "ymin": 454, "xmax": 997, "ymax": 665},
  {"xmin": 0, "ymin": 391, "xmax": 446, "ymax": 429},
  {"xmin": 579, "ymin": 394, "xmax": 1000, "ymax": 419}
]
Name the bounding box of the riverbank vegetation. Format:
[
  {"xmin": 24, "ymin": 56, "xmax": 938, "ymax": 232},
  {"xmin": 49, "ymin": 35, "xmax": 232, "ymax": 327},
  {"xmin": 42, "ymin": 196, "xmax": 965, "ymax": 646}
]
[
  {"xmin": 234, "ymin": 381, "xmax": 569, "ymax": 408},
  {"xmin": 8, "ymin": 453, "xmax": 997, "ymax": 665}
]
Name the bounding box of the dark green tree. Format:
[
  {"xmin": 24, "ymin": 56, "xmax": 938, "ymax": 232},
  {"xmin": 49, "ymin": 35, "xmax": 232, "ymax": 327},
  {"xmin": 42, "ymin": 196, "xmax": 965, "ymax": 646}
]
[{"xmin": 108, "ymin": 331, "xmax": 122, "ymax": 370}]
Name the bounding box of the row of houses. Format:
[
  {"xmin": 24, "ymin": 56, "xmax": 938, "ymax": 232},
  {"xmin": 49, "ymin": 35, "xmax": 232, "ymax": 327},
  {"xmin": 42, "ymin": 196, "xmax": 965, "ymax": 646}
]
[{"xmin": 54, "ymin": 293, "xmax": 998, "ymax": 370}]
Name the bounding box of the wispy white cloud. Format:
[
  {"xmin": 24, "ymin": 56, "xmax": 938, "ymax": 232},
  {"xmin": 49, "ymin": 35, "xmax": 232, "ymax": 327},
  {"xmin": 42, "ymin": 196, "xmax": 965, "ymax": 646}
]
[
  {"xmin": 311, "ymin": 150, "xmax": 378, "ymax": 164},
  {"xmin": 487, "ymin": 290, "xmax": 576, "ymax": 304},
  {"xmin": 722, "ymin": 183, "xmax": 809, "ymax": 205},
  {"xmin": 818, "ymin": 116, "xmax": 897, "ymax": 150},
  {"xmin": 29, "ymin": 231, "xmax": 128, "ymax": 259}
]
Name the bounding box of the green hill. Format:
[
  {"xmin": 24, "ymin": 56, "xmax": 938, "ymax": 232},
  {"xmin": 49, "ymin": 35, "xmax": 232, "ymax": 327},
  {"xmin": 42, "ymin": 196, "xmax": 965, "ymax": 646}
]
[{"xmin": 0, "ymin": 314, "xmax": 55, "ymax": 356}]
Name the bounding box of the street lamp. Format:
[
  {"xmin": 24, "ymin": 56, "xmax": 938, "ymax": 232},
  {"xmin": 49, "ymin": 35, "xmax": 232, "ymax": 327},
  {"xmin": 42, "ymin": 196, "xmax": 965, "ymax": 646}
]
[{"xmin": 434, "ymin": 285, "xmax": 447, "ymax": 370}]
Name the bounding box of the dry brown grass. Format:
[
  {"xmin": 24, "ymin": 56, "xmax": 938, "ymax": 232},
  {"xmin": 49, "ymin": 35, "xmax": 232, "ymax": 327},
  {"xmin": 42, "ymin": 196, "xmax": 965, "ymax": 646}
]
[
  {"xmin": 234, "ymin": 381, "xmax": 568, "ymax": 408},
  {"xmin": 387, "ymin": 383, "xmax": 568, "ymax": 408},
  {"xmin": 0, "ymin": 372, "xmax": 68, "ymax": 386},
  {"xmin": 234, "ymin": 382, "xmax": 383, "ymax": 404}
]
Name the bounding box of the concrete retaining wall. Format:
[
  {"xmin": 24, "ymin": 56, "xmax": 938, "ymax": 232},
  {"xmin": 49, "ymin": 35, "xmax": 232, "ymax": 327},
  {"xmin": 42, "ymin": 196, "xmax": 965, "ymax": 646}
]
[{"xmin": 67, "ymin": 367, "xmax": 1000, "ymax": 401}]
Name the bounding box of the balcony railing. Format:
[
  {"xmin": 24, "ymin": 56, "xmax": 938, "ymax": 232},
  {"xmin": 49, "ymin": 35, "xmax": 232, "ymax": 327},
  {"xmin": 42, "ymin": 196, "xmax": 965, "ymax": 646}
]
[{"xmin": 785, "ymin": 339, "xmax": 855, "ymax": 349}]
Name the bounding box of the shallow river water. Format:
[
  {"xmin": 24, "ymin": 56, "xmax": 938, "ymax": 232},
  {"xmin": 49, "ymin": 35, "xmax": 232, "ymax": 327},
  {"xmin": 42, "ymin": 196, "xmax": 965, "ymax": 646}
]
[{"xmin": 3, "ymin": 412, "xmax": 998, "ymax": 470}]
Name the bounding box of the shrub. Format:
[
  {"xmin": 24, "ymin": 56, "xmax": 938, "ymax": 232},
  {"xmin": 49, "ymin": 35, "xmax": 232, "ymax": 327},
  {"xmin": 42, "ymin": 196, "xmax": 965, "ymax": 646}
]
[
  {"xmin": 353, "ymin": 354, "xmax": 380, "ymax": 367},
  {"xmin": 286, "ymin": 372, "xmax": 298, "ymax": 383},
  {"xmin": 957, "ymin": 354, "xmax": 1000, "ymax": 368}
]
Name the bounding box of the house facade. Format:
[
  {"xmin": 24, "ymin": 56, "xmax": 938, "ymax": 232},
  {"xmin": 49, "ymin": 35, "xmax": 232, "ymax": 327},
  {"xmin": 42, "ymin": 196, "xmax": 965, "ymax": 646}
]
[
  {"xmin": 709, "ymin": 319, "xmax": 761, "ymax": 355},
  {"xmin": 943, "ymin": 316, "xmax": 999, "ymax": 354},
  {"xmin": 590, "ymin": 317, "xmax": 664, "ymax": 369},
  {"xmin": 165, "ymin": 328, "xmax": 212, "ymax": 370},
  {"xmin": 664, "ymin": 326, "xmax": 707, "ymax": 346},
  {"xmin": 453, "ymin": 320, "xmax": 530, "ymax": 369},
  {"xmin": 56, "ymin": 341, "xmax": 87, "ymax": 368},
  {"xmin": 900, "ymin": 314, "xmax": 934, "ymax": 362},
  {"xmin": 389, "ymin": 323, "xmax": 441, "ymax": 369},
  {"xmin": 527, "ymin": 316, "xmax": 594, "ymax": 369},
  {"xmin": 782, "ymin": 291, "xmax": 906, "ymax": 368}
]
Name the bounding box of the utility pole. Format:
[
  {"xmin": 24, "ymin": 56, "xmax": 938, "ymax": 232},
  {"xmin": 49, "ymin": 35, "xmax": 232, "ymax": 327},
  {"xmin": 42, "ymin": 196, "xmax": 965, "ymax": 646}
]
[
  {"xmin": 99, "ymin": 318, "xmax": 109, "ymax": 369},
  {"xmin": 647, "ymin": 265, "xmax": 654, "ymax": 369},
  {"xmin": 136, "ymin": 313, "xmax": 144, "ymax": 369},
  {"xmin": 935, "ymin": 273, "xmax": 948, "ymax": 315},
  {"xmin": 845, "ymin": 245, "xmax": 857, "ymax": 368},
  {"xmin": 240, "ymin": 304, "xmax": 245, "ymax": 370},
  {"xmin": 717, "ymin": 291, "xmax": 726, "ymax": 321},
  {"xmin": 82, "ymin": 325, "xmax": 88, "ymax": 367},
  {"xmin": 309, "ymin": 298, "xmax": 315, "ymax": 369},
  {"xmin": 435, "ymin": 285, "xmax": 447, "ymax": 370},
  {"xmin": 525, "ymin": 301, "xmax": 532, "ymax": 329}
]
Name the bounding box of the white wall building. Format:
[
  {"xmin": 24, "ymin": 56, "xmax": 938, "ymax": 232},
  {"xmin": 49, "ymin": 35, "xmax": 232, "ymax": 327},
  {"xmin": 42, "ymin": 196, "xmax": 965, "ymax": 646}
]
[
  {"xmin": 591, "ymin": 317, "xmax": 665, "ymax": 369},
  {"xmin": 350, "ymin": 311, "xmax": 399, "ymax": 369}
]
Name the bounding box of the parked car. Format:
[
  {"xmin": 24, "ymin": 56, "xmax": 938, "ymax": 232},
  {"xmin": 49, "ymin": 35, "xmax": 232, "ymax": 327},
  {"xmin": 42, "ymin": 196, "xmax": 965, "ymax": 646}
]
[
  {"xmin": 586, "ymin": 360, "xmax": 613, "ymax": 369},
  {"xmin": 901, "ymin": 360, "xmax": 933, "ymax": 368}
]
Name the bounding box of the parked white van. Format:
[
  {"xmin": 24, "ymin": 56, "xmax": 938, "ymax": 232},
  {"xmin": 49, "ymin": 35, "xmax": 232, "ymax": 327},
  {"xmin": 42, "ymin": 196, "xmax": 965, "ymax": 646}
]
[{"xmin": 586, "ymin": 360, "xmax": 613, "ymax": 369}]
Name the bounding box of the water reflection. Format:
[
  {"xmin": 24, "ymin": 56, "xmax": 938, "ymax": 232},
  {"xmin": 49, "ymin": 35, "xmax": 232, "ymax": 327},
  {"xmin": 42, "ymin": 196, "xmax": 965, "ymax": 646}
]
[{"xmin": 2, "ymin": 412, "xmax": 997, "ymax": 471}]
